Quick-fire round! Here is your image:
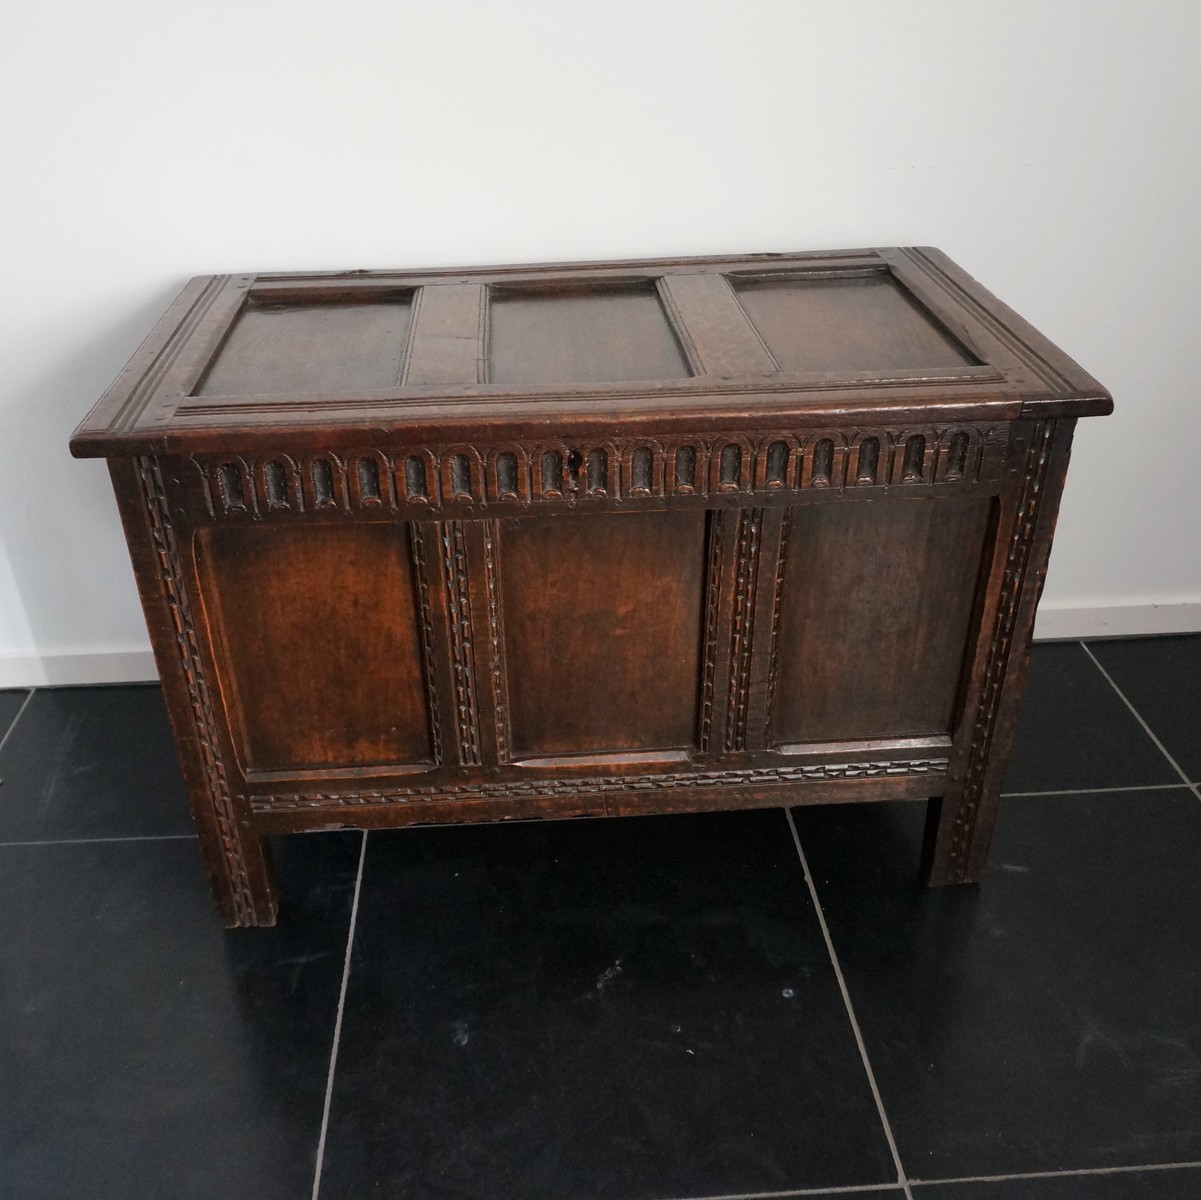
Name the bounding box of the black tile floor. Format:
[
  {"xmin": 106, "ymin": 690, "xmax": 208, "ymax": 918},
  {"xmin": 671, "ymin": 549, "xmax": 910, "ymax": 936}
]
[{"xmin": 0, "ymin": 635, "xmax": 1199, "ymax": 1199}]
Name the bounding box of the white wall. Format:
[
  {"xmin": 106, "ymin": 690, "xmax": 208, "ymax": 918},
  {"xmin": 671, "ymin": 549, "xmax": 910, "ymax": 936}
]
[{"xmin": 3, "ymin": 0, "xmax": 1199, "ymax": 685}]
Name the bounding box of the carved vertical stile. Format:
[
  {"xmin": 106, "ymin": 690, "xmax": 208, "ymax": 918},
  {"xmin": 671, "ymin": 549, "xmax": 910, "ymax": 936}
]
[
  {"xmin": 455, "ymin": 518, "xmax": 511, "ymax": 765},
  {"xmin": 946, "ymin": 422, "xmax": 1052, "ymax": 863},
  {"xmin": 698, "ymin": 509, "xmax": 726, "ymax": 754},
  {"xmin": 761, "ymin": 507, "xmax": 794, "ymax": 747},
  {"xmin": 407, "ymin": 523, "xmax": 445, "ymax": 767},
  {"xmin": 725, "ymin": 507, "xmax": 764, "ymax": 752},
  {"xmin": 924, "ymin": 418, "xmax": 1076, "ymax": 884},
  {"xmin": 438, "ymin": 519, "xmax": 482, "ymax": 766},
  {"xmin": 132, "ymin": 456, "xmax": 263, "ymax": 925},
  {"xmin": 482, "ymin": 520, "xmax": 513, "ymax": 762}
]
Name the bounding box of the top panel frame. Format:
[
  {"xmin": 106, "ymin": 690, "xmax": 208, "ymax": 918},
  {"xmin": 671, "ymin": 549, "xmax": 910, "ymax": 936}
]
[{"xmin": 70, "ymin": 247, "xmax": 1112, "ymax": 458}]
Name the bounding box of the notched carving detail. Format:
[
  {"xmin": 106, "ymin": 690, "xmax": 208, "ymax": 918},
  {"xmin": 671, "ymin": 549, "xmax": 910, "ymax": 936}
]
[
  {"xmin": 483, "ymin": 520, "xmax": 513, "ymax": 762},
  {"xmin": 944, "ymin": 421, "xmax": 1055, "ymax": 877},
  {"xmin": 251, "ymin": 756, "xmax": 952, "ymax": 814},
  {"xmin": 698, "ymin": 509, "xmax": 725, "ymax": 754},
  {"xmin": 726, "ymin": 507, "xmax": 763, "ymax": 752},
  {"xmin": 763, "ymin": 508, "xmax": 793, "ymax": 746},
  {"xmin": 408, "ymin": 524, "xmax": 444, "ymax": 767},
  {"xmin": 136, "ymin": 456, "xmax": 257, "ymax": 924},
  {"xmin": 439, "ymin": 520, "xmax": 482, "ymax": 766}
]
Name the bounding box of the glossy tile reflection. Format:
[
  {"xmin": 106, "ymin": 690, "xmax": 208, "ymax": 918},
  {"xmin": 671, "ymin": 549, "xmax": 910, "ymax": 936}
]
[
  {"xmin": 794, "ymin": 788, "xmax": 1201, "ymax": 1178},
  {"xmin": 0, "ymin": 831, "xmax": 359, "ymax": 1200},
  {"xmin": 319, "ymin": 812, "xmax": 897, "ymax": 1199},
  {"xmin": 2, "ymin": 636, "xmax": 1199, "ymax": 1199}
]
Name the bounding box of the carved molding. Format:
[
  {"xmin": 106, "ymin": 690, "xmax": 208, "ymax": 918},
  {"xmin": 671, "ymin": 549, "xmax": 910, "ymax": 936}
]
[
  {"xmin": 439, "ymin": 519, "xmax": 482, "ymax": 766},
  {"xmin": 250, "ymin": 756, "xmax": 951, "ymax": 813},
  {"xmin": 407, "ymin": 524, "xmax": 445, "ymax": 766},
  {"xmin": 697, "ymin": 509, "xmax": 725, "ymax": 754},
  {"xmin": 112, "ymin": 276, "xmax": 233, "ymax": 435},
  {"xmin": 192, "ymin": 425, "xmax": 1002, "ymax": 519},
  {"xmin": 135, "ymin": 455, "xmax": 257, "ymax": 923},
  {"xmin": 944, "ymin": 420, "xmax": 1054, "ymax": 875},
  {"xmin": 482, "ymin": 520, "xmax": 513, "ymax": 762},
  {"xmin": 763, "ymin": 507, "xmax": 793, "ymax": 746},
  {"xmin": 725, "ymin": 507, "xmax": 763, "ymax": 752}
]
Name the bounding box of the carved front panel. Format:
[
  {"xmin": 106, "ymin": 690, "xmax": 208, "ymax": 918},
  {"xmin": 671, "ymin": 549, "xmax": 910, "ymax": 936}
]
[
  {"xmin": 494, "ymin": 511, "xmax": 707, "ymax": 759},
  {"xmin": 197, "ymin": 523, "xmax": 436, "ymax": 772}
]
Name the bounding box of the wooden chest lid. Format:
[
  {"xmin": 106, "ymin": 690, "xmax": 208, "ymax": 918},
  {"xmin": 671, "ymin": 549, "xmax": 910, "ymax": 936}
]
[{"xmin": 70, "ymin": 247, "xmax": 1111, "ymax": 458}]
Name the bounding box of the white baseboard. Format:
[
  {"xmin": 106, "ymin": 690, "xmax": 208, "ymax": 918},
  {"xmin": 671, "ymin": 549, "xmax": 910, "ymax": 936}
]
[
  {"xmin": 1034, "ymin": 602, "xmax": 1201, "ymax": 641},
  {"xmin": 2, "ymin": 604, "xmax": 1198, "ymax": 689},
  {"xmin": 0, "ymin": 649, "xmax": 158, "ymax": 688}
]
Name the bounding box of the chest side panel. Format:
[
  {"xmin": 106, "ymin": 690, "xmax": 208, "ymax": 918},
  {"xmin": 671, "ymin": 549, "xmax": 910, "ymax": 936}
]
[{"xmin": 769, "ymin": 495, "xmax": 994, "ymax": 746}]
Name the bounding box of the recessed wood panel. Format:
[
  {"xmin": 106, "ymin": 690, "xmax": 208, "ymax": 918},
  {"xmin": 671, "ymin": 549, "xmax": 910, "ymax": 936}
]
[
  {"xmin": 487, "ymin": 283, "xmax": 690, "ymax": 385},
  {"xmin": 498, "ymin": 511, "xmax": 706, "ymax": 757},
  {"xmin": 196, "ymin": 295, "xmax": 413, "ymax": 396},
  {"xmin": 199, "ymin": 523, "xmax": 431, "ymax": 771},
  {"xmin": 771, "ymin": 497, "xmax": 993, "ymax": 744},
  {"xmin": 734, "ymin": 273, "xmax": 978, "ymax": 373}
]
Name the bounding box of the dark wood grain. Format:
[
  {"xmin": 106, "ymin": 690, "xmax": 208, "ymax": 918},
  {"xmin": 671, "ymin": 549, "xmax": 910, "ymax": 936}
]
[
  {"xmin": 198, "ymin": 523, "xmax": 432, "ymax": 772},
  {"xmin": 498, "ymin": 511, "xmax": 706, "ymax": 758},
  {"xmin": 487, "ymin": 282, "xmax": 690, "ymax": 385},
  {"xmin": 732, "ymin": 272, "xmax": 978, "ymax": 374},
  {"xmin": 770, "ymin": 496, "xmax": 993, "ymax": 745},
  {"xmin": 196, "ymin": 295, "xmax": 413, "ymax": 397},
  {"xmin": 71, "ymin": 249, "xmax": 1110, "ymax": 925}
]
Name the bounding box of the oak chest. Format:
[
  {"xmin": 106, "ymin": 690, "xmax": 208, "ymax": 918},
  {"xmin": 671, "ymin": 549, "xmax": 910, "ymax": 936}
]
[{"xmin": 71, "ymin": 248, "xmax": 1111, "ymax": 926}]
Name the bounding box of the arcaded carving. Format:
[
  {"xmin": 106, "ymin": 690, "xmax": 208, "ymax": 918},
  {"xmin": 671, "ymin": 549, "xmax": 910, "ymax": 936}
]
[{"xmin": 193, "ymin": 425, "xmax": 1002, "ymax": 519}]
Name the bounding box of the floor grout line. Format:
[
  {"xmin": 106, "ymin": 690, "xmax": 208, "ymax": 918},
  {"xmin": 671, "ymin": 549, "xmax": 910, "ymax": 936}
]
[
  {"xmin": 1000, "ymin": 782, "xmax": 1189, "ymax": 798},
  {"xmin": 785, "ymin": 809, "xmax": 914, "ymax": 1200},
  {"xmin": 311, "ymin": 828, "xmax": 368, "ymax": 1200},
  {"xmin": 1080, "ymin": 642, "xmax": 1201, "ymax": 806},
  {"xmin": 910, "ymin": 1157, "xmax": 1201, "ymax": 1187},
  {"xmin": 0, "ymin": 689, "xmax": 36, "ymax": 758},
  {"xmin": 666, "ymin": 1154, "xmax": 1201, "ymax": 1200},
  {"xmin": 670, "ymin": 1181, "xmax": 904, "ymax": 1199},
  {"xmin": 0, "ymin": 833, "xmax": 197, "ymax": 847}
]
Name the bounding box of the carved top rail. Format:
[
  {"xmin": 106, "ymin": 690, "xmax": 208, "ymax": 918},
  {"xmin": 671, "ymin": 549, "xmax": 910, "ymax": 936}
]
[{"xmin": 189, "ymin": 425, "xmax": 1008, "ymax": 521}]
